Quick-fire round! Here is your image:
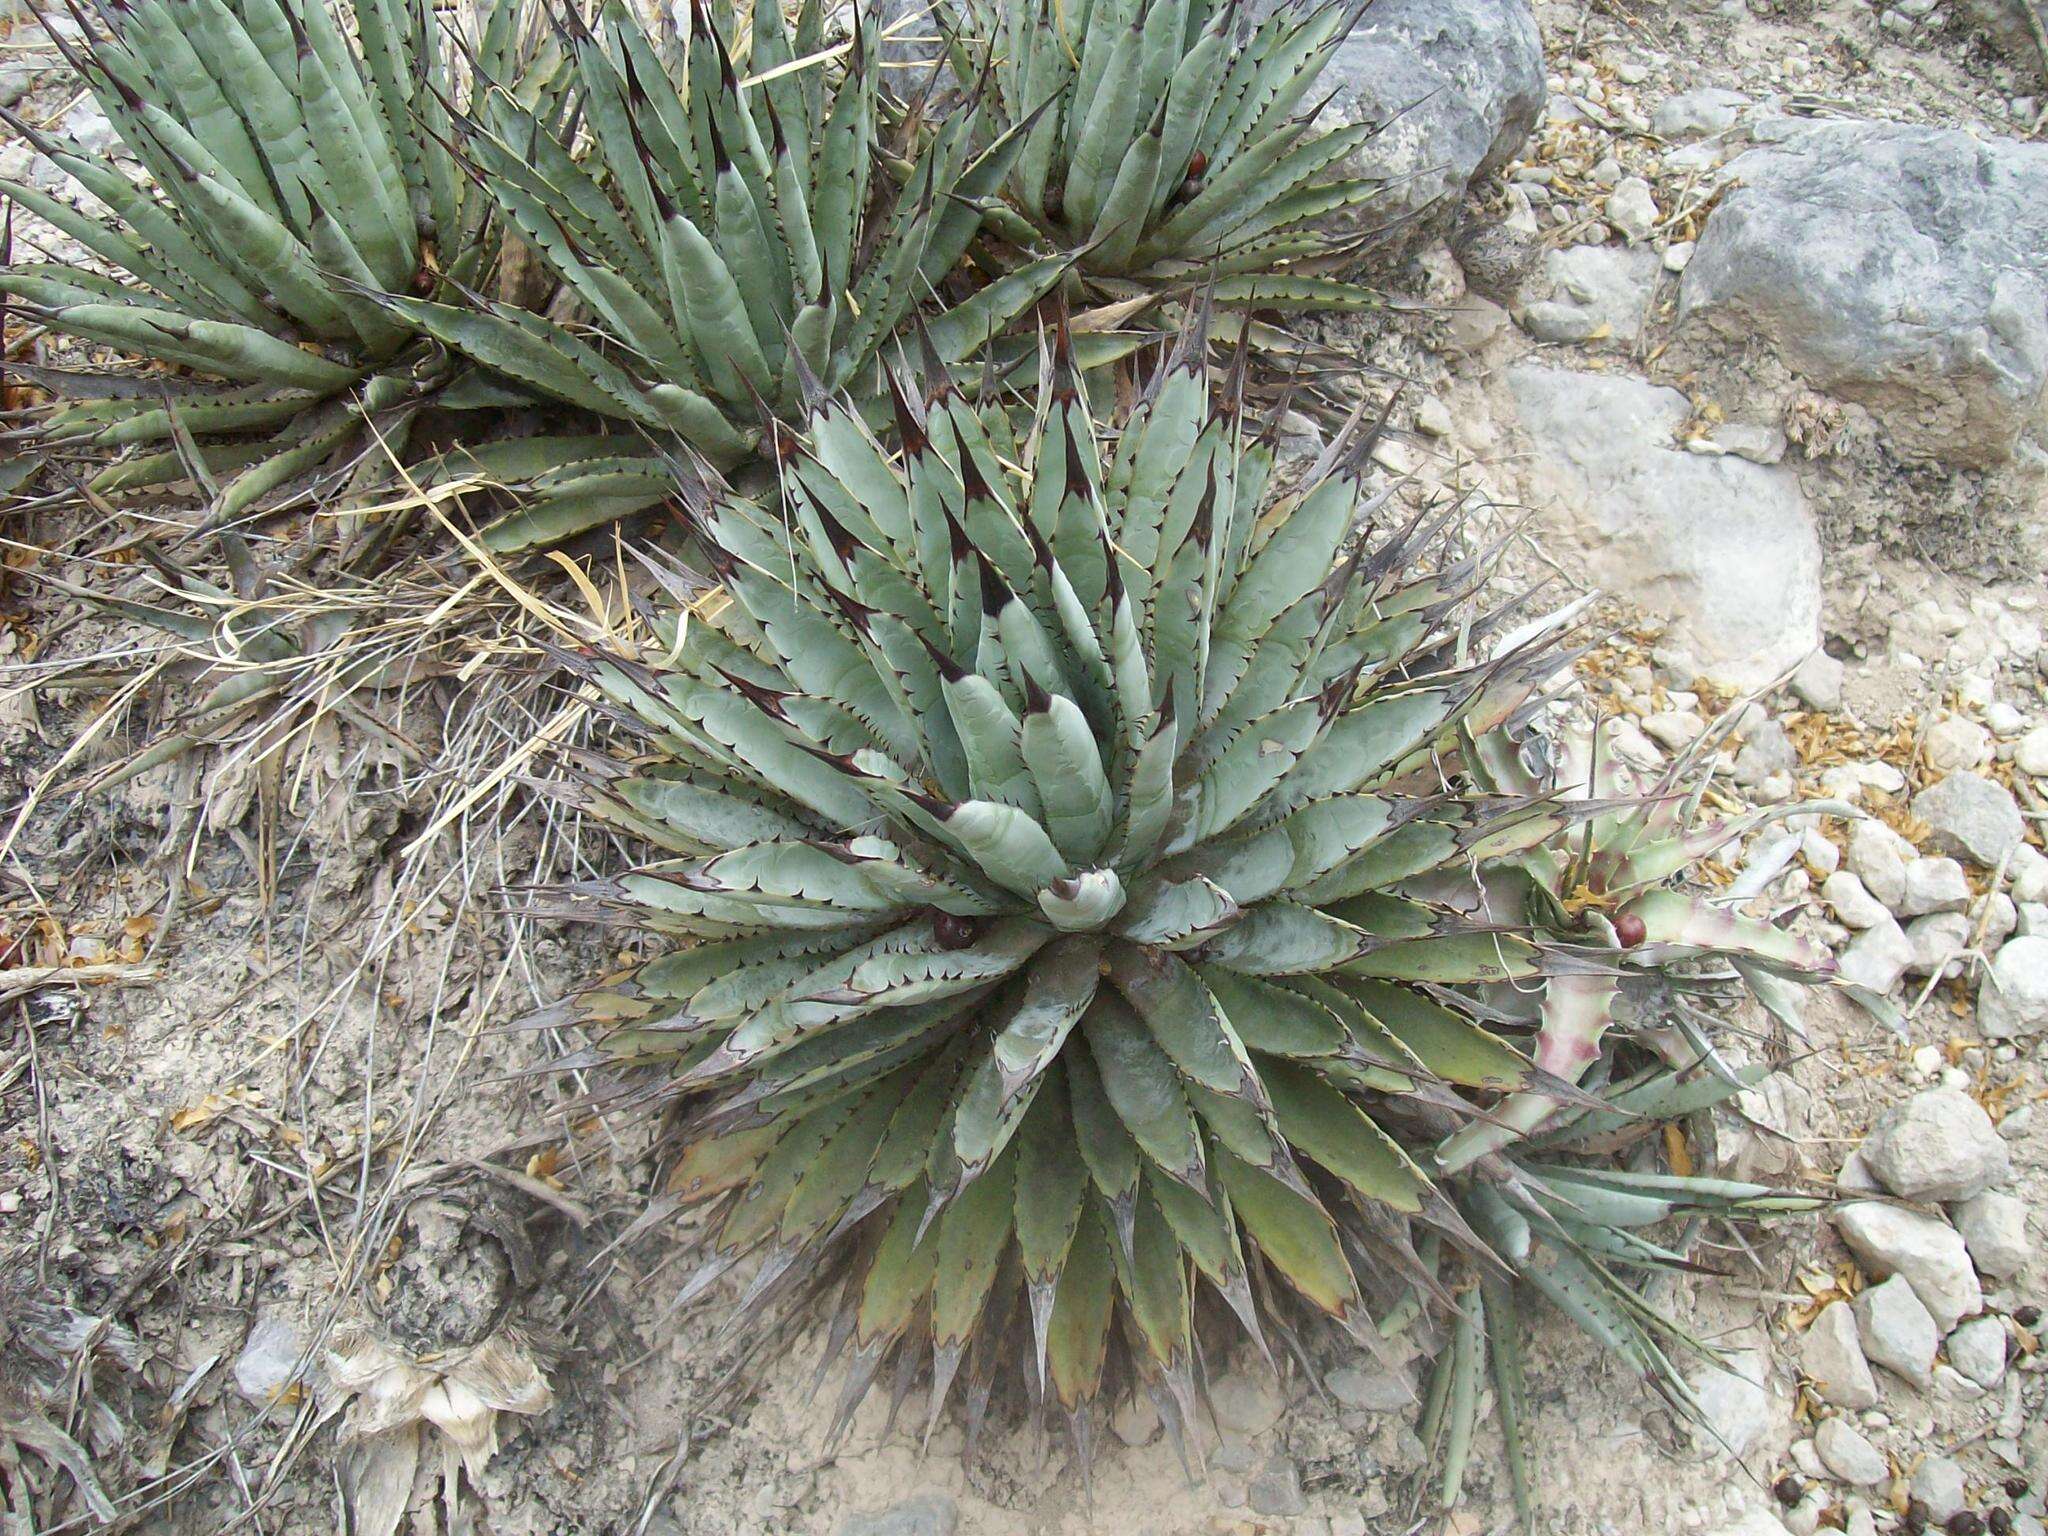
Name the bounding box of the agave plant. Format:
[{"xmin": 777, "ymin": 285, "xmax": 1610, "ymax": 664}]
[
  {"xmin": 383, "ymin": 0, "xmax": 1078, "ymax": 552},
  {"xmin": 526, "ymin": 319, "xmax": 1846, "ymax": 1514},
  {"xmin": 0, "ymin": 0, "xmax": 561, "ymax": 523},
  {"xmin": 935, "ymin": 0, "xmax": 1386, "ymax": 306}
]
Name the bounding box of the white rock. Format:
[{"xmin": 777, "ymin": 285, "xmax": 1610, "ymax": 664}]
[
  {"xmin": 1925, "ymin": 716, "xmax": 1993, "ymax": 774},
  {"xmin": 1645, "ymin": 711, "xmax": 1708, "ymax": 750},
  {"xmin": 1949, "ymin": 1190, "xmax": 2031, "ymax": 1277},
  {"xmin": 1784, "ymin": 1493, "xmax": 1828, "ymax": 1536},
  {"xmin": 1518, "ymin": 242, "xmax": 1662, "ymax": 345},
  {"xmin": 1110, "ymin": 1393, "xmax": 1160, "ymax": 1446},
  {"xmin": 1910, "ymin": 1455, "xmax": 1968, "ymax": 1523},
  {"xmin": 1801, "ymin": 1302, "xmax": 1878, "ymax": 1410},
  {"xmin": 1846, "ymin": 823, "xmax": 1915, "ymax": 912},
  {"xmin": 1980, "ymin": 934, "xmax": 2048, "ymax": 1038},
  {"xmin": 1814, "ymin": 1417, "xmax": 1888, "ymax": 1485},
  {"xmin": 1414, "ymin": 396, "xmax": 1454, "ymax": 438},
  {"xmin": 1508, "ymin": 366, "xmax": 1820, "ymax": 690},
  {"xmin": 1867, "ymin": 1089, "xmax": 2007, "ymax": 1212},
  {"xmin": 1690, "ymin": 1349, "xmax": 1775, "ymax": 1460},
  {"xmin": 2018, "ymin": 902, "xmax": 2048, "ymax": 937},
  {"xmin": 2007, "ymin": 843, "xmax": 2048, "ymax": 903},
  {"xmin": 1733, "ymin": 720, "xmax": 1798, "ymax": 784},
  {"xmin": 234, "ymin": 1312, "xmax": 310, "ymax": 1406},
  {"xmin": 1904, "ymin": 912, "xmax": 1972, "ymax": 977},
  {"xmin": 1837, "ymin": 916, "xmax": 1915, "ymax": 995},
  {"xmin": 1606, "ymin": 176, "xmax": 1659, "ymax": 242},
  {"xmin": 1898, "ymin": 857, "xmax": 1971, "ymax": 917},
  {"xmin": 1326, "ymin": 1364, "xmax": 1417, "ymax": 1412},
  {"xmin": 1836, "ymin": 1203, "xmax": 1984, "ymax": 1332},
  {"xmin": 1665, "ymin": 239, "xmax": 1697, "ymax": 273},
  {"xmin": 1851, "ymin": 1275, "xmax": 1938, "ymax": 1387},
  {"xmin": 1986, "ymin": 701, "xmax": 2029, "ymax": 737},
  {"xmin": 1984, "ymin": 892, "xmax": 2019, "ymax": 950},
  {"xmin": 1945, "ymin": 1316, "xmax": 2008, "ymax": 1388},
  {"xmin": 1653, "ymin": 86, "xmax": 1750, "ymax": 138},
  {"xmin": 1836, "ymin": 1147, "xmax": 1885, "ymax": 1195},
  {"xmin": 1823, "ymin": 872, "xmax": 1890, "ymax": 930},
  {"xmin": 63, "ymin": 100, "xmax": 117, "ymax": 155},
  {"xmin": 1801, "ymin": 828, "xmax": 1841, "ymax": 876},
  {"xmin": 1933, "ymin": 1363, "xmax": 1986, "ymax": 1400},
  {"xmin": 1209, "ymin": 1372, "xmax": 1285, "ymax": 1435},
  {"xmin": 1713, "ymin": 422, "xmax": 1789, "ymax": 464},
  {"xmin": 2015, "ymin": 727, "xmax": 2048, "ymax": 776},
  {"xmin": 1791, "ymin": 651, "xmax": 1846, "ymax": 713}
]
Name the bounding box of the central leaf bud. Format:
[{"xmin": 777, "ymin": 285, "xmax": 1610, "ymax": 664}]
[{"xmin": 1035, "ymin": 868, "xmax": 1126, "ymax": 932}]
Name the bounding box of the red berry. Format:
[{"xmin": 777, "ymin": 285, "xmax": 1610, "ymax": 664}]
[{"xmin": 1614, "ymin": 912, "xmax": 1647, "ymax": 947}]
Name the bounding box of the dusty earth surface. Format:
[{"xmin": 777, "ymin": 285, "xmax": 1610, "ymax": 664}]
[{"xmin": 3, "ymin": 1, "xmax": 2047, "ymax": 1534}]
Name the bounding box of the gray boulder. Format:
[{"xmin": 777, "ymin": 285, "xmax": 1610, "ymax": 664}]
[
  {"xmin": 1912, "ymin": 773, "xmax": 2026, "ymax": 868},
  {"xmin": 1678, "ymin": 122, "xmax": 2048, "ymax": 466},
  {"xmin": 1507, "ymin": 366, "xmax": 1821, "ymax": 689},
  {"xmin": 1321, "ymin": 0, "xmax": 1545, "ymax": 239}
]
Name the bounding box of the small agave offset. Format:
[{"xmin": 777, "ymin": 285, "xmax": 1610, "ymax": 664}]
[
  {"xmin": 939, "ymin": 0, "xmax": 1387, "ymax": 306},
  {"xmin": 537, "ymin": 319, "xmax": 1847, "ymax": 1522}
]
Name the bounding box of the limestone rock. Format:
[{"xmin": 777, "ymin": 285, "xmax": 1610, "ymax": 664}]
[
  {"xmin": 1814, "ymin": 1417, "xmax": 1887, "ymax": 1485},
  {"xmin": 1836, "ymin": 1202, "xmax": 1983, "ymax": 1332},
  {"xmin": 1678, "ymin": 122, "xmax": 2048, "ymax": 467},
  {"xmin": 1321, "ymin": 0, "xmax": 1546, "ymax": 242},
  {"xmin": 1801, "ymin": 1302, "xmax": 1878, "ymax": 1411},
  {"xmin": 1949, "ymin": 1190, "xmax": 2031, "ymax": 1277},
  {"xmin": 1508, "ymin": 365, "xmax": 1820, "ymax": 688},
  {"xmin": 1913, "ymin": 773, "xmax": 2026, "ymax": 868},
  {"xmin": 1945, "ymin": 1316, "xmax": 2008, "ymax": 1389},
  {"xmin": 1910, "ymin": 1455, "xmax": 1968, "ymax": 1524},
  {"xmin": 1837, "ymin": 916, "xmax": 1915, "ymax": 995},
  {"xmin": 1851, "ymin": 1275, "xmax": 1939, "ymax": 1387},
  {"xmin": 1518, "ymin": 244, "xmax": 1662, "ymax": 346},
  {"xmin": 1862, "ymin": 1088, "xmax": 2012, "ymax": 1202},
  {"xmin": 1980, "ymin": 933, "xmax": 2048, "ymax": 1038}
]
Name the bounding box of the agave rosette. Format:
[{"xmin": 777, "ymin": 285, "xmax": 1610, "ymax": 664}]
[
  {"xmin": 0, "ymin": 0, "xmax": 557, "ymax": 520},
  {"xmin": 528, "ymin": 321, "xmax": 1842, "ymax": 1482},
  {"xmin": 383, "ymin": 0, "xmax": 1076, "ymax": 552},
  {"xmin": 936, "ymin": 0, "xmax": 1386, "ymax": 307}
]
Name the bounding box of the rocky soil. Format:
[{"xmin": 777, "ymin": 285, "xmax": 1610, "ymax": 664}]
[{"xmin": 3, "ymin": 0, "xmax": 2048, "ymax": 1533}]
